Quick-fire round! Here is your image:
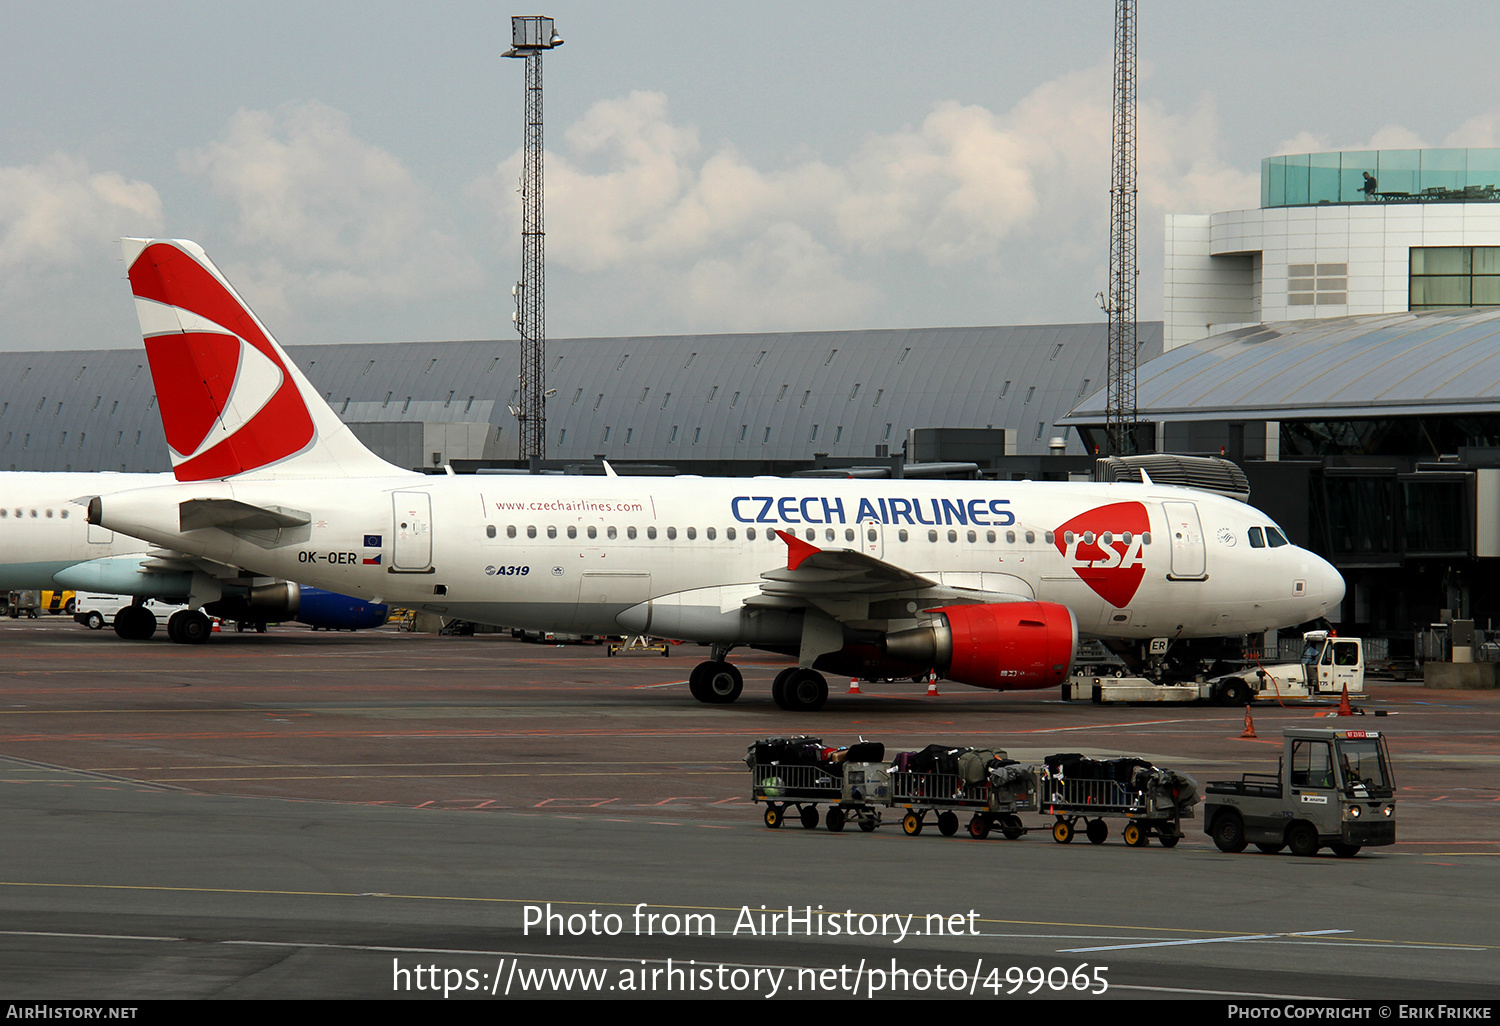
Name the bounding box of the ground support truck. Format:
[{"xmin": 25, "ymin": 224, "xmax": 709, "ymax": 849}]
[
  {"xmin": 1065, "ymin": 631, "xmax": 1367, "ymax": 706},
  {"xmin": 1202, "ymin": 727, "xmax": 1396, "ymax": 857}
]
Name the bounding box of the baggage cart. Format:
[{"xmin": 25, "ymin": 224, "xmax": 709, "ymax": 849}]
[
  {"xmin": 888, "ymin": 759, "xmax": 1037, "ymax": 840},
  {"xmin": 746, "ymin": 736, "xmax": 885, "ymax": 832},
  {"xmin": 1038, "ymin": 764, "xmax": 1197, "ymax": 847},
  {"xmin": 749, "ymin": 761, "xmax": 883, "ymax": 832}
]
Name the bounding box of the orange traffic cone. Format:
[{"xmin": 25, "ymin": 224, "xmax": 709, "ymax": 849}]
[
  {"xmin": 1337, "ymin": 684, "xmax": 1354, "ymax": 716},
  {"xmin": 926, "ymin": 670, "xmax": 940, "ymax": 697},
  {"xmin": 847, "ymin": 678, "xmax": 862, "ymax": 694},
  {"xmin": 1240, "ymin": 706, "xmax": 1257, "ymax": 738},
  {"xmin": 211, "ymin": 618, "xmax": 221, "ymax": 633}
]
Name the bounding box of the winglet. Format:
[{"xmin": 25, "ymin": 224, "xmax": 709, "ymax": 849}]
[{"xmin": 775, "ymin": 529, "xmax": 820, "ymax": 570}]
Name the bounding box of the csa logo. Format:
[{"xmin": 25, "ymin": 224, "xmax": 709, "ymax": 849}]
[
  {"xmin": 131, "ymin": 242, "xmax": 314, "ymax": 482},
  {"xmin": 1053, "ymin": 502, "xmax": 1150, "ymax": 608}
]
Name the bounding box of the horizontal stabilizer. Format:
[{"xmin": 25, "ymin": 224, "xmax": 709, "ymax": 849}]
[{"xmin": 179, "ymin": 498, "xmax": 311, "ymax": 533}]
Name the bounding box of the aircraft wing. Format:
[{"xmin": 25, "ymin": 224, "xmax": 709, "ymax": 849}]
[
  {"xmin": 747, "ymin": 530, "xmax": 1029, "ymax": 625},
  {"xmin": 754, "ymin": 530, "xmax": 936, "ymax": 598}
]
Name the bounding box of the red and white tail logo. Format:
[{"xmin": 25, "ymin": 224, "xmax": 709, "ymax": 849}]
[
  {"xmin": 1053, "ymin": 501, "xmax": 1151, "ymax": 608},
  {"xmin": 123, "ymin": 239, "xmax": 405, "ymax": 482}
]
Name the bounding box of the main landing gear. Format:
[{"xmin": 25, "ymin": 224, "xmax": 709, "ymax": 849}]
[
  {"xmin": 686, "ymin": 651, "xmax": 830, "ymax": 711},
  {"xmin": 112, "ymin": 605, "xmax": 215, "ymax": 644}
]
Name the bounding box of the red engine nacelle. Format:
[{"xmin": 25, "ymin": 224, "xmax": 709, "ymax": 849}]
[{"xmin": 882, "ymin": 601, "xmax": 1078, "ymax": 691}]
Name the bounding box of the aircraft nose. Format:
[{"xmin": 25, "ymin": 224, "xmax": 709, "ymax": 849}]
[{"xmin": 1309, "ymin": 553, "xmax": 1345, "ymax": 616}]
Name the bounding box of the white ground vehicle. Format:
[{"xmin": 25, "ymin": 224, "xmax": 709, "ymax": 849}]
[{"xmin": 1066, "ymin": 631, "xmax": 1365, "ymax": 705}]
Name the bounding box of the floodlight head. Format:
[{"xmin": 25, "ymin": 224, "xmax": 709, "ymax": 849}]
[{"xmin": 509, "ymin": 15, "xmax": 561, "ymax": 50}]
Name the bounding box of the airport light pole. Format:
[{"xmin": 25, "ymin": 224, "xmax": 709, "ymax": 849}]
[
  {"xmin": 504, "ymin": 16, "xmax": 563, "ymax": 462},
  {"xmin": 1104, "ymin": 0, "xmax": 1139, "ymax": 456}
]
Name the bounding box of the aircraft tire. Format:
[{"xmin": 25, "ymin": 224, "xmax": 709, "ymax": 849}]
[
  {"xmin": 114, "ymin": 606, "xmax": 157, "ymax": 641},
  {"xmin": 781, "ymin": 669, "xmax": 827, "ymax": 712},
  {"xmin": 770, "ymin": 668, "xmax": 795, "ymax": 710},
  {"xmin": 687, "ymin": 662, "xmax": 713, "ymax": 703},
  {"xmin": 169, "ymin": 610, "xmax": 212, "ymax": 645},
  {"xmin": 702, "ymin": 661, "xmax": 743, "ymax": 704}
]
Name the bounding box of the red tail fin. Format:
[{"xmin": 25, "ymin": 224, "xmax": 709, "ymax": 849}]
[{"xmin": 123, "ymin": 239, "xmax": 406, "ymax": 482}]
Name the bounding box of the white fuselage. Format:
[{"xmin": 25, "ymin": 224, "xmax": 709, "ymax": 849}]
[
  {"xmin": 90, "ymin": 473, "xmax": 1344, "ymax": 644},
  {"xmin": 0, "ymin": 473, "xmax": 175, "ymax": 590}
]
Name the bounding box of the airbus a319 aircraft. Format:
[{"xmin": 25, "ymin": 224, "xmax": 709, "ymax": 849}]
[{"xmin": 84, "ymin": 239, "xmax": 1344, "ymax": 710}]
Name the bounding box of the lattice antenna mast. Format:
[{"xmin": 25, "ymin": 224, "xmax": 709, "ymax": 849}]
[
  {"xmin": 505, "ymin": 16, "xmax": 563, "ymax": 461},
  {"xmin": 1104, "ymin": 0, "xmax": 1139, "ymax": 455}
]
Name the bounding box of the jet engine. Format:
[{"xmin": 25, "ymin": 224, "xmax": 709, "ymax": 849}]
[
  {"xmin": 205, "ymin": 584, "xmax": 388, "ymax": 630},
  {"xmin": 881, "ymin": 601, "xmax": 1078, "ymax": 690}
]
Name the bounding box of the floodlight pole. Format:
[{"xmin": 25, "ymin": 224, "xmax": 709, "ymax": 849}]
[
  {"xmin": 505, "ymin": 16, "xmax": 562, "ymax": 461},
  {"xmin": 1104, "ymin": 0, "xmax": 1139, "ymax": 456}
]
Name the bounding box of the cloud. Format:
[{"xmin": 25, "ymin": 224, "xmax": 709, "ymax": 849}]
[
  {"xmin": 0, "ymin": 154, "xmax": 162, "ymax": 273},
  {"xmin": 181, "ymin": 101, "xmax": 480, "ymax": 316},
  {"xmin": 473, "ymin": 69, "xmax": 1260, "ymax": 332}
]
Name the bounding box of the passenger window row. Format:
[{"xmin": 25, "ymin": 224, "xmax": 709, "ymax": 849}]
[{"xmin": 479, "ymin": 523, "xmax": 1152, "ymax": 547}]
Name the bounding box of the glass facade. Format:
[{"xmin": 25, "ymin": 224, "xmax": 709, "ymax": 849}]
[{"xmin": 1262, "ymin": 149, "xmax": 1500, "ymax": 207}]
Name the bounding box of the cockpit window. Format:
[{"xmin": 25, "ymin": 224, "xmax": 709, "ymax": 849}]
[
  {"xmin": 1266, "ymin": 527, "xmax": 1289, "ymax": 547},
  {"xmin": 1248, "ymin": 527, "xmax": 1265, "ymax": 548}
]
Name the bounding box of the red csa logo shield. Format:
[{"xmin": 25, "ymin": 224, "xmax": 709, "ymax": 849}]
[
  {"xmin": 1053, "ymin": 502, "xmax": 1150, "ymax": 608},
  {"xmin": 130, "ymin": 243, "xmax": 314, "ymax": 482}
]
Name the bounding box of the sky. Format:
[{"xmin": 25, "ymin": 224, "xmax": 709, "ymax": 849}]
[{"xmin": 4, "ymin": 1, "xmax": 1500, "ymax": 352}]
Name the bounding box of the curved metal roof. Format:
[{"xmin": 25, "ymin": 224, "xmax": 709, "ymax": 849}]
[
  {"xmin": 0, "ymin": 323, "xmax": 1163, "ymax": 472},
  {"xmin": 1062, "ymin": 309, "xmax": 1500, "ymax": 425}
]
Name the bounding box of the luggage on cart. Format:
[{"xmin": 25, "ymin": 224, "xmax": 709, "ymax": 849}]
[
  {"xmin": 749, "ymin": 736, "xmax": 879, "ymax": 834},
  {"xmin": 1040, "ymin": 753, "xmax": 1200, "ymax": 848}
]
